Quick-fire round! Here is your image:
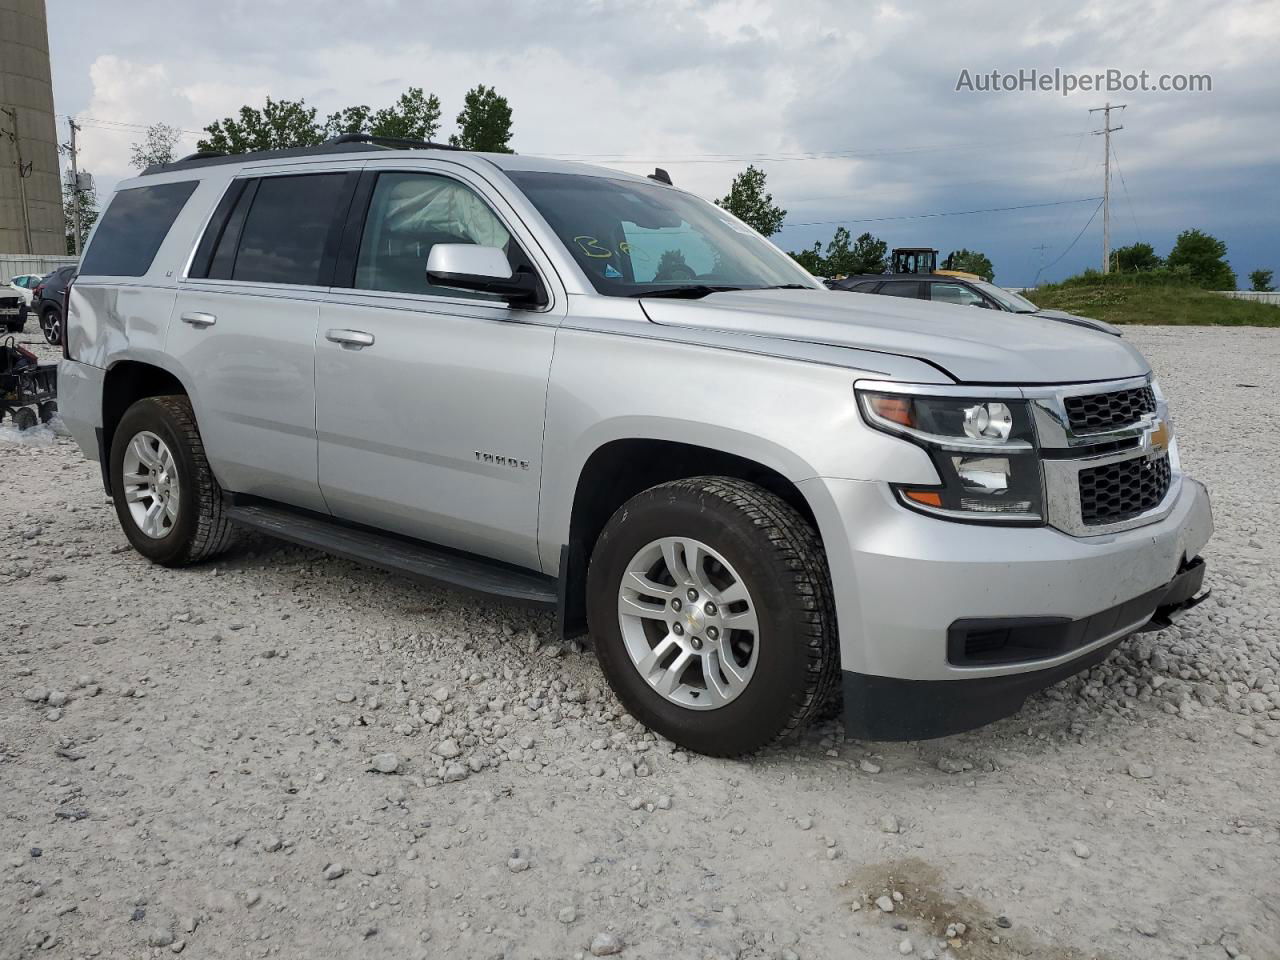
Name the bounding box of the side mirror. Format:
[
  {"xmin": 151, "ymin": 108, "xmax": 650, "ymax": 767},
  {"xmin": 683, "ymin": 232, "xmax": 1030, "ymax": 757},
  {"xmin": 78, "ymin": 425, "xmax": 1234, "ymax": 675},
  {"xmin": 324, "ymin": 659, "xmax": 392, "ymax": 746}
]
[{"xmin": 425, "ymin": 244, "xmax": 542, "ymax": 307}]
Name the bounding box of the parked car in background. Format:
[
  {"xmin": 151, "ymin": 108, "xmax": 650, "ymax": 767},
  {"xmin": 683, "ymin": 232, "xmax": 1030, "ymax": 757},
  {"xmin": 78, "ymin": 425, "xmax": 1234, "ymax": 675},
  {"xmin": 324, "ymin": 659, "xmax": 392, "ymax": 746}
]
[
  {"xmin": 8, "ymin": 273, "xmax": 46, "ymax": 307},
  {"xmin": 1, "ymin": 287, "xmax": 26, "ymax": 333},
  {"xmin": 827, "ymin": 273, "xmax": 1121, "ymax": 336},
  {"xmin": 32, "ymin": 265, "xmax": 77, "ymax": 345}
]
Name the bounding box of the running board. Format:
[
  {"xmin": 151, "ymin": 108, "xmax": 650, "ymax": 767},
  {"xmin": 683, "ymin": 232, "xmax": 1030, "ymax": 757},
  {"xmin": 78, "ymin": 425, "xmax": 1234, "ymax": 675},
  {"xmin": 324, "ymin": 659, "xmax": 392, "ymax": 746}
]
[{"xmin": 224, "ymin": 503, "xmax": 558, "ymax": 607}]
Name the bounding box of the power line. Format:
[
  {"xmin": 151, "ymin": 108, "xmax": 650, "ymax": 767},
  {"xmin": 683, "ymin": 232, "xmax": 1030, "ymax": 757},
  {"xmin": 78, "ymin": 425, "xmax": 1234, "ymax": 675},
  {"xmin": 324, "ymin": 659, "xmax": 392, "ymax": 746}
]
[
  {"xmin": 1109, "ymin": 140, "xmax": 1141, "ymax": 239},
  {"xmin": 1034, "ymin": 198, "xmax": 1105, "ymax": 286},
  {"xmin": 785, "ymin": 196, "xmax": 1102, "ymax": 228},
  {"xmin": 540, "ymin": 131, "xmax": 1089, "ymax": 165}
]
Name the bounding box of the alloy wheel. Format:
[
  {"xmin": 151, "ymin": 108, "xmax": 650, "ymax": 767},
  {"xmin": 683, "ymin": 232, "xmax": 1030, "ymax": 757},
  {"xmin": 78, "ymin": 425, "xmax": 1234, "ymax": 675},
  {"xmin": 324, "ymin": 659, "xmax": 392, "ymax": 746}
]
[
  {"xmin": 617, "ymin": 536, "xmax": 760, "ymax": 710},
  {"xmin": 121, "ymin": 430, "xmax": 181, "ymax": 538}
]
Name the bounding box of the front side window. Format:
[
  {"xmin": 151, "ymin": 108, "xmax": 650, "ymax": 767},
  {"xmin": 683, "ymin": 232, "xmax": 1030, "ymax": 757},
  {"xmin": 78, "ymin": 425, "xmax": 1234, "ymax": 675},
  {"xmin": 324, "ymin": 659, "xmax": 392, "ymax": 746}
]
[
  {"xmin": 506, "ymin": 170, "xmax": 817, "ymax": 296},
  {"xmin": 973, "ymin": 281, "xmax": 1039, "ymax": 313},
  {"xmin": 929, "ymin": 282, "xmax": 988, "ymax": 307},
  {"xmin": 354, "ymin": 172, "xmax": 513, "ymax": 299},
  {"xmin": 230, "ymin": 174, "xmax": 349, "ymax": 285},
  {"xmin": 80, "ymin": 180, "xmax": 198, "ymax": 277}
]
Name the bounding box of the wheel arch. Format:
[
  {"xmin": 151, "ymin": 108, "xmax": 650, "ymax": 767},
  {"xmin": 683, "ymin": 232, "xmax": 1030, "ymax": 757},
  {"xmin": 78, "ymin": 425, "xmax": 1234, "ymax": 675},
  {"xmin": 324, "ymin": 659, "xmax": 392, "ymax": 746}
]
[
  {"xmin": 100, "ymin": 358, "xmax": 193, "ymax": 495},
  {"xmin": 553, "ymin": 434, "xmax": 826, "ymax": 641}
]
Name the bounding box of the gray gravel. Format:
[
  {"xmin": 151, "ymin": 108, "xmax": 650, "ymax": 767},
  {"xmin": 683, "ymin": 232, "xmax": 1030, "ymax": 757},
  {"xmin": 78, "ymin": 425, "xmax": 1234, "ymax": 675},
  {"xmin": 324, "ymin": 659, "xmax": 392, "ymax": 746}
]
[{"xmin": 1, "ymin": 328, "xmax": 1278, "ymax": 959}]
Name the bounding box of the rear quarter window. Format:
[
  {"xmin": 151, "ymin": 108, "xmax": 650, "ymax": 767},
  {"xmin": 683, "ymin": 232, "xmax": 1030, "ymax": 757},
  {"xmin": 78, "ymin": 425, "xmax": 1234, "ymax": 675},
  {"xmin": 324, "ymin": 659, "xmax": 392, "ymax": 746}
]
[{"xmin": 80, "ymin": 180, "xmax": 199, "ymax": 277}]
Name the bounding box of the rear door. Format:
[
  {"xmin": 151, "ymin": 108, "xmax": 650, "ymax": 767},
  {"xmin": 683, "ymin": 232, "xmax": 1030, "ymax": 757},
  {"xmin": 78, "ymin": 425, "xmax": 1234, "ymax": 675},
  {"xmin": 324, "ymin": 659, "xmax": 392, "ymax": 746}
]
[
  {"xmin": 314, "ymin": 161, "xmax": 563, "ymax": 569},
  {"xmin": 168, "ymin": 166, "xmax": 359, "ymax": 512}
]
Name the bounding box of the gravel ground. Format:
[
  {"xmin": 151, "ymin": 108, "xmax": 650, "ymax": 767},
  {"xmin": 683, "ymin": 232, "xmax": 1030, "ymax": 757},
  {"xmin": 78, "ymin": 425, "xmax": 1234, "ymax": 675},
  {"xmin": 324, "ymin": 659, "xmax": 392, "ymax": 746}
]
[{"xmin": 2, "ymin": 327, "xmax": 1278, "ymax": 960}]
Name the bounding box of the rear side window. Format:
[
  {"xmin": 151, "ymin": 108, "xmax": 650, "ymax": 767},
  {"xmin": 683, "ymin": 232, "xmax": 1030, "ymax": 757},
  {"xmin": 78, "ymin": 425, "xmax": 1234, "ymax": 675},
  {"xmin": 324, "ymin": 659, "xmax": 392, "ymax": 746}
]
[
  {"xmin": 80, "ymin": 180, "xmax": 198, "ymax": 276},
  {"xmin": 877, "ymin": 281, "xmax": 920, "ymax": 298},
  {"xmin": 223, "ymin": 174, "xmax": 349, "ymax": 285}
]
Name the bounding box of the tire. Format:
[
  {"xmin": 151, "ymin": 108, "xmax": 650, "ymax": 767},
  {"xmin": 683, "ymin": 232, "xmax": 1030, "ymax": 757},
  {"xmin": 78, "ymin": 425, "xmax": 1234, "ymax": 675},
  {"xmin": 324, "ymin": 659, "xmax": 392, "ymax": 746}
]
[
  {"xmin": 40, "ymin": 305, "xmax": 61, "ymax": 345},
  {"xmin": 586, "ymin": 477, "xmax": 838, "ymax": 756},
  {"xmin": 109, "ymin": 395, "xmax": 235, "ymax": 566},
  {"xmin": 12, "ymin": 406, "xmax": 37, "ymax": 431},
  {"xmin": 37, "ymin": 400, "xmax": 57, "ymax": 423}
]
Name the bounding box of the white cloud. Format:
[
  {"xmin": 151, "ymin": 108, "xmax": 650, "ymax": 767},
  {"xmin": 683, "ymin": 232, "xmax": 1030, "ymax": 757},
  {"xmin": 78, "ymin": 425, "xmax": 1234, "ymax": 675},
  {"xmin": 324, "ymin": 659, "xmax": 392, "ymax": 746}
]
[{"xmin": 49, "ymin": 0, "xmax": 1280, "ymax": 283}]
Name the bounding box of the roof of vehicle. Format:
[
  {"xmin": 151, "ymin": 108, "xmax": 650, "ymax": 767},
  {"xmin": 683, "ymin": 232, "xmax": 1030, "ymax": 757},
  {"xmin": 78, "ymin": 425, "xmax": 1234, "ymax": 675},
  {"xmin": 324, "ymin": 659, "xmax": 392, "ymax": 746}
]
[
  {"xmin": 835, "ymin": 273, "xmax": 990, "ymax": 284},
  {"xmin": 141, "ymin": 137, "xmax": 654, "ymax": 186}
]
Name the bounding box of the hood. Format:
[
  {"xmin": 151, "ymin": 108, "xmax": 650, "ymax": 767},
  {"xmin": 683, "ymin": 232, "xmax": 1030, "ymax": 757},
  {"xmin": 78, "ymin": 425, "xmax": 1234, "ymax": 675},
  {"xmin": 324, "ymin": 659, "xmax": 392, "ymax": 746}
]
[
  {"xmin": 641, "ymin": 289, "xmax": 1148, "ymax": 384},
  {"xmin": 1033, "ymin": 308, "xmax": 1123, "ymax": 338}
]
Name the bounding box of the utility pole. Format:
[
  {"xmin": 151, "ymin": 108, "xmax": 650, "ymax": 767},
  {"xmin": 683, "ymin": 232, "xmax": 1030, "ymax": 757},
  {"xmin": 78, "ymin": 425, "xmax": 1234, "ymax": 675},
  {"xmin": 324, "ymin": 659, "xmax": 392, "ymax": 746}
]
[
  {"xmin": 66, "ymin": 117, "xmax": 83, "ymax": 256},
  {"xmin": 2, "ymin": 105, "xmax": 35, "ymax": 254},
  {"xmin": 1031, "ymin": 243, "xmax": 1049, "ymax": 287},
  {"xmin": 1089, "ymin": 102, "xmax": 1125, "ymax": 273}
]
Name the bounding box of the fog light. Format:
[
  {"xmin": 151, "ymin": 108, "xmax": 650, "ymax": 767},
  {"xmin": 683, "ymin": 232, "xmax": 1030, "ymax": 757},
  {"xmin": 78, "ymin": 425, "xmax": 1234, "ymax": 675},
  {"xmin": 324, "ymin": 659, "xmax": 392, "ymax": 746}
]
[{"xmin": 962, "ymin": 402, "xmax": 1013, "ymax": 441}]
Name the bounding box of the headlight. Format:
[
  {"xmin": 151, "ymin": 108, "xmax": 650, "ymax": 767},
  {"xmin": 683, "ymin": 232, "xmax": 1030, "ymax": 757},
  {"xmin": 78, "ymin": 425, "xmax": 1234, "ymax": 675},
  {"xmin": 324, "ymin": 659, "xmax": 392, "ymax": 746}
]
[{"xmin": 858, "ymin": 389, "xmax": 1044, "ymax": 524}]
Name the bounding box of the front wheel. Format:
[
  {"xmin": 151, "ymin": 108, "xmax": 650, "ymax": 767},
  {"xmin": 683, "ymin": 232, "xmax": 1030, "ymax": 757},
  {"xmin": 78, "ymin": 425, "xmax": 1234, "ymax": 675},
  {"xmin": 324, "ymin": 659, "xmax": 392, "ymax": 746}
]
[
  {"xmin": 39, "ymin": 306, "xmax": 61, "ymax": 345},
  {"xmin": 586, "ymin": 477, "xmax": 838, "ymax": 756},
  {"xmin": 109, "ymin": 395, "xmax": 235, "ymax": 566}
]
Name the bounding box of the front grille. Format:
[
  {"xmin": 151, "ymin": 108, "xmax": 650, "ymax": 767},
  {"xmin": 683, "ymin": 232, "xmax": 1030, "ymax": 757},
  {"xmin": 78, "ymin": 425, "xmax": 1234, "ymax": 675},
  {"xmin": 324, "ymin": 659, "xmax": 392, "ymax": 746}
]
[
  {"xmin": 1079, "ymin": 454, "xmax": 1171, "ymax": 525},
  {"xmin": 1064, "ymin": 386, "xmax": 1156, "ymax": 433}
]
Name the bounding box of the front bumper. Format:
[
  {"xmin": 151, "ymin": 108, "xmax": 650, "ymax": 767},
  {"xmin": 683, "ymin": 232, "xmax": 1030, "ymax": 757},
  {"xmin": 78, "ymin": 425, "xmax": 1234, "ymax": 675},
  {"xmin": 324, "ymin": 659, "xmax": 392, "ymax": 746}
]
[{"xmin": 798, "ymin": 474, "xmax": 1213, "ymax": 739}]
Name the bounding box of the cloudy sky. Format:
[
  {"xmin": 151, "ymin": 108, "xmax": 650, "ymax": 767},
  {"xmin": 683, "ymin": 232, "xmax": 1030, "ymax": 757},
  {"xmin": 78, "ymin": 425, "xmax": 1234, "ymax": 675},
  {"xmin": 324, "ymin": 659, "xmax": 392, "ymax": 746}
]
[{"xmin": 47, "ymin": 0, "xmax": 1278, "ymax": 285}]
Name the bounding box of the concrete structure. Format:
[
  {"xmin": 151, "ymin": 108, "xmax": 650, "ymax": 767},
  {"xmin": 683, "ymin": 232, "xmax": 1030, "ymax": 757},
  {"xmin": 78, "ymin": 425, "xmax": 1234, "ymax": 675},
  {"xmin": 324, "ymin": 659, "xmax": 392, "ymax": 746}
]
[{"xmin": 1, "ymin": 0, "xmax": 63, "ymax": 255}]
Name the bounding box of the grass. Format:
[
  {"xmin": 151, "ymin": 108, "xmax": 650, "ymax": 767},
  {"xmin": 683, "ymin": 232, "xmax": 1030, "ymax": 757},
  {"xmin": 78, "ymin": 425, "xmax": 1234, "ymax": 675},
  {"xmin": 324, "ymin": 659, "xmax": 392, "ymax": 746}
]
[{"xmin": 1029, "ymin": 282, "xmax": 1280, "ymax": 327}]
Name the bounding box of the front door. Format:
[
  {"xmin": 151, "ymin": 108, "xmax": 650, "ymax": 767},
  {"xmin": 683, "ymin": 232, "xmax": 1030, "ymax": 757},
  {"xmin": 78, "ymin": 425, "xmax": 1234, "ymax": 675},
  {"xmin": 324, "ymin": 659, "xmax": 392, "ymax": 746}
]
[{"xmin": 314, "ymin": 165, "xmax": 562, "ymax": 569}]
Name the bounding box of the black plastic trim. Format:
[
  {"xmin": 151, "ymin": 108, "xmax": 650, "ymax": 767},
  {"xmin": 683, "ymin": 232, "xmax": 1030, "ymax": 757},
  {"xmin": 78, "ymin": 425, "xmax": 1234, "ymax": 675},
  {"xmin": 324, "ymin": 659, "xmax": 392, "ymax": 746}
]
[{"xmin": 190, "ymin": 179, "xmax": 247, "ymax": 279}]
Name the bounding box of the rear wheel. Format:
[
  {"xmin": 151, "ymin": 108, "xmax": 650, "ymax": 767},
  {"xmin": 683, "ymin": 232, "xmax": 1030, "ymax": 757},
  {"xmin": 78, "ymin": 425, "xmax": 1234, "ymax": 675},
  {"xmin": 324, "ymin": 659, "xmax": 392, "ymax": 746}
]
[
  {"xmin": 586, "ymin": 477, "xmax": 838, "ymax": 756},
  {"xmin": 39, "ymin": 306, "xmax": 61, "ymax": 345},
  {"xmin": 109, "ymin": 395, "xmax": 235, "ymax": 566}
]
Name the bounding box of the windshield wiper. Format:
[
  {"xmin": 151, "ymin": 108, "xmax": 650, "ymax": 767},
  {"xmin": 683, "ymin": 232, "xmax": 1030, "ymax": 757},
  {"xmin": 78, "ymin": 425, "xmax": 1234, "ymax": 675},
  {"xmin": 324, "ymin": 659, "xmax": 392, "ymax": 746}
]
[
  {"xmin": 760, "ymin": 283, "xmax": 812, "ymax": 290},
  {"xmin": 631, "ymin": 285, "xmax": 744, "ymax": 299}
]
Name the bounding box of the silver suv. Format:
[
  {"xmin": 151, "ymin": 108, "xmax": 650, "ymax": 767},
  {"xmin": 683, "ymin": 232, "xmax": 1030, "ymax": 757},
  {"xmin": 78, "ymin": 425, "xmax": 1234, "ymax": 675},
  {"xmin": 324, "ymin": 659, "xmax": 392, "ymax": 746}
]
[{"xmin": 59, "ymin": 136, "xmax": 1212, "ymax": 755}]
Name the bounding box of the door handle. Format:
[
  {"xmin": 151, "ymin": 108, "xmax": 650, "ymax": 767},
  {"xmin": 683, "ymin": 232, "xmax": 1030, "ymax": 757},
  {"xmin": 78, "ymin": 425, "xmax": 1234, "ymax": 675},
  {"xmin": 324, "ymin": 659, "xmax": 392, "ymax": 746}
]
[
  {"xmin": 325, "ymin": 329, "xmax": 375, "ymax": 348},
  {"xmin": 180, "ymin": 311, "xmax": 216, "ymax": 327}
]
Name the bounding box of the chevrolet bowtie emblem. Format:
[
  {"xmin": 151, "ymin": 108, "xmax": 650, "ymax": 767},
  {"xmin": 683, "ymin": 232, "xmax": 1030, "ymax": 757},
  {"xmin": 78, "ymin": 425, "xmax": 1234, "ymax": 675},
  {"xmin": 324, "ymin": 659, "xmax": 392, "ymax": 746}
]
[{"xmin": 1149, "ymin": 419, "xmax": 1171, "ymax": 455}]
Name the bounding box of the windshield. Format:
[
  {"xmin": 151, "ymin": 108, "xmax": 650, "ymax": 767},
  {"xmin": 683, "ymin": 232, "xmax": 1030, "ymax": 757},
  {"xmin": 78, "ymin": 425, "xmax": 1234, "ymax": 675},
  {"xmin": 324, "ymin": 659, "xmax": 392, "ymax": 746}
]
[
  {"xmin": 506, "ymin": 170, "xmax": 819, "ymax": 296},
  {"xmin": 974, "ymin": 281, "xmax": 1039, "ymax": 313}
]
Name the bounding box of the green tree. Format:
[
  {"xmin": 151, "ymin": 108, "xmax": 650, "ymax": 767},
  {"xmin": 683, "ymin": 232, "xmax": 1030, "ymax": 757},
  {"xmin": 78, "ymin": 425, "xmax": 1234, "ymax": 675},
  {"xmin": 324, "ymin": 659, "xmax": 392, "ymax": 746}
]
[
  {"xmin": 788, "ymin": 241, "xmax": 826, "ymax": 275},
  {"xmin": 1165, "ymin": 228, "xmax": 1236, "ymax": 289},
  {"xmin": 1248, "ymin": 268, "xmax": 1274, "ymax": 292},
  {"xmin": 324, "ymin": 88, "xmax": 443, "ymax": 142},
  {"xmin": 64, "ymin": 177, "xmax": 98, "ymax": 255},
  {"xmin": 823, "ymin": 227, "xmax": 857, "ymax": 276},
  {"xmin": 944, "ymin": 248, "xmax": 995, "ymax": 282},
  {"xmin": 323, "ymin": 104, "xmax": 374, "ymax": 138},
  {"xmin": 847, "ymin": 231, "xmax": 888, "ymax": 274},
  {"xmin": 715, "ymin": 165, "xmax": 787, "ymax": 237},
  {"xmin": 1111, "ymin": 241, "xmax": 1162, "ymax": 273},
  {"xmin": 197, "ymin": 97, "xmax": 325, "ymax": 154},
  {"xmin": 129, "ymin": 123, "xmax": 181, "ymax": 170},
  {"xmin": 372, "ymin": 87, "xmax": 442, "ymax": 141},
  {"xmin": 449, "ymin": 85, "xmax": 514, "ymax": 152}
]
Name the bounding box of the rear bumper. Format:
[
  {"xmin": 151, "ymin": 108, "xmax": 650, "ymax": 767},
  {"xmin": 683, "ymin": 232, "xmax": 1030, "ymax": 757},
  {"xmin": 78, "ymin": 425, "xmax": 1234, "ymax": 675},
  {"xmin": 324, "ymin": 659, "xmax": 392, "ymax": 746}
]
[{"xmin": 841, "ymin": 556, "xmax": 1208, "ymax": 740}]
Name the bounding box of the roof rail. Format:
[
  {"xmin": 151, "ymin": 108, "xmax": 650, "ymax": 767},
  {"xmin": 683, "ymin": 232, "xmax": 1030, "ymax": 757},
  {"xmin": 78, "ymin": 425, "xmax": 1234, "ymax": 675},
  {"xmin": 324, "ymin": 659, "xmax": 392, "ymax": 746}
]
[
  {"xmin": 177, "ymin": 150, "xmax": 228, "ymax": 162},
  {"xmin": 324, "ymin": 132, "xmax": 466, "ymax": 152}
]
